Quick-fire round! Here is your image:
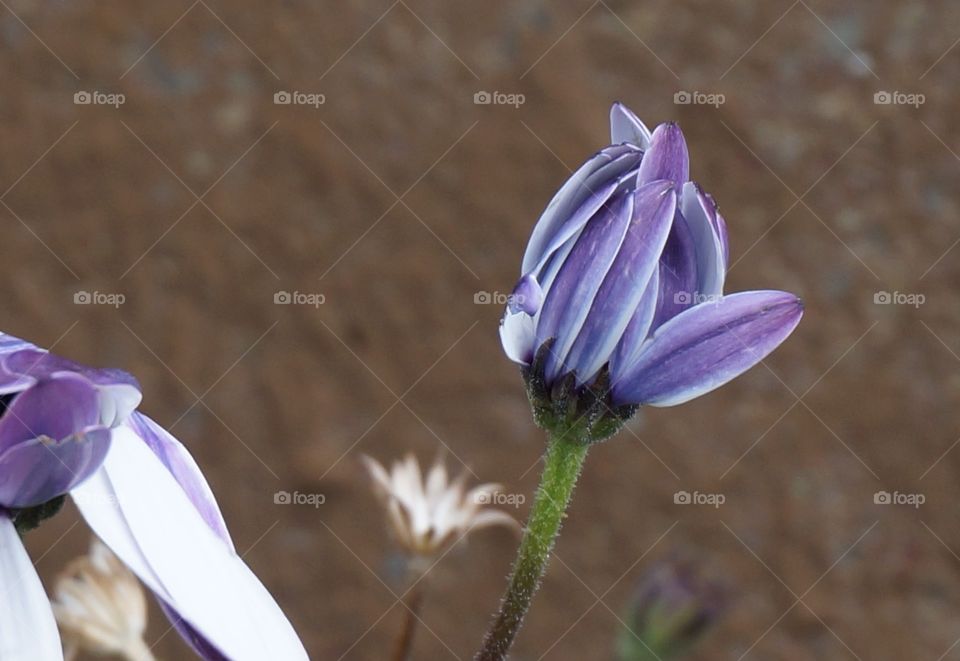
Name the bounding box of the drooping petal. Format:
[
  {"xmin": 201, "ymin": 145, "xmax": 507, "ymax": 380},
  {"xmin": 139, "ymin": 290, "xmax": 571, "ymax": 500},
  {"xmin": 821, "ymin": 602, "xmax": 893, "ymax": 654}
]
[
  {"xmin": 0, "ymin": 513, "xmax": 64, "ymax": 660},
  {"xmin": 535, "ymin": 193, "xmax": 634, "ymax": 381},
  {"xmin": 651, "ymin": 210, "xmax": 698, "ymax": 329},
  {"xmin": 0, "ymin": 427, "xmax": 111, "ymax": 508},
  {"xmin": 610, "ymin": 267, "xmax": 660, "ymax": 374},
  {"xmin": 0, "ymin": 374, "xmax": 101, "ymax": 454},
  {"xmin": 637, "ymin": 123, "xmax": 689, "ymax": 188},
  {"xmin": 563, "ymin": 181, "xmax": 677, "ymax": 384},
  {"xmin": 73, "ymin": 429, "xmax": 307, "ymax": 661},
  {"xmin": 611, "ymin": 291, "xmax": 803, "ymax": 407},
  {"xmin": 3, "ymin": 349, "xmax": 141, "ymax": 428},
  {"xmin": 681, "ymin": 182, "xmax": 726, "ymax": 298},
  {"xmin": 610, "ymin": 102, "xmax": 652, "ymax": 147},
  {"xmin": 521, "ymin": 144, "xmax": 643, "ymax": 275},
  {"xmin": 126, "ymin": 412, "xmax": 232, "ymax": 546}
]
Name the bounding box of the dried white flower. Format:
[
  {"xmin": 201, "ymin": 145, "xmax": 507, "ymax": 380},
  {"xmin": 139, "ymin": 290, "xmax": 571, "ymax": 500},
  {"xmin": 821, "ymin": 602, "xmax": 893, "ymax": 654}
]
[
  {"xmin": 52, "ymin": 538, "xmax": 154, "ymax": 661},
  {"xmin": 362, "ymin": 453, "xmax": 519, "ymax": 556}
]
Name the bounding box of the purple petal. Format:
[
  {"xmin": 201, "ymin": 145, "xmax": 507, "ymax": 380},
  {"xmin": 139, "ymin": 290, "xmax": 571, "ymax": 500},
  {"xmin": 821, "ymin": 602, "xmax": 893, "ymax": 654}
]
[
  {"xmin": 681, "ymin": 182, "xmax": 726, "ymax": 298},
  {"xmin": 0, "ymin": 513, "xmax": 64, "ymax": 660},
  {"xmin": 610, "ymin": 267, "xmax": 660, "ymax": 375},
  {"xmin": 651, "ymin": 210, "xmax": 698, "ymax": 329},
  {"xmin": 637, "ymin": 123, "xmax": 689, "ymax": 188},
  {"xmin": 563, "ymin": 181, "xmax": 677, "ymax": 384},
  {"xmin": 3, "ymin": 349, "xmax": 141, "ymax": 428},
  {"xmin": 126, "ymin": 412, "xmax": 232, "ymax": 546},
  {"xmin": 0, "ymin": 374, "xmax": 101, "ymax": 454},
  {"xmin": 508, "ymin": 274, "xmax": 543, "ymax": 315},
  {"xmin": 535, "ymin": 193, "xmax": 634, "ymax": 381},
  {"xmin": 0, "ymin": 427, "xmax": 111, "ymax": 508},
  {"xmin": 610, "ymin": 102, "xmax": 652, "ymax": 147},
  {"xmin": 521, "ymin": 144, "xmax": 642, "ymax": 275},
  {"xmin": 612, "ymin": 291, "xmax": 803, "ymax": 407}
]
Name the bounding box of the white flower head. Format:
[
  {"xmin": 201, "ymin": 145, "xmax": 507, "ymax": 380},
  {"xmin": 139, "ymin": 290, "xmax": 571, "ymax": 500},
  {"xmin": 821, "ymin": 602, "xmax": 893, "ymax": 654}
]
[
  {"xmin": 362, "ymin": 453, "xmax": 519, "ymax": 556},
  {"xmin": 52, "ymin": 538, "xmax": 154, "ymax": 661}
]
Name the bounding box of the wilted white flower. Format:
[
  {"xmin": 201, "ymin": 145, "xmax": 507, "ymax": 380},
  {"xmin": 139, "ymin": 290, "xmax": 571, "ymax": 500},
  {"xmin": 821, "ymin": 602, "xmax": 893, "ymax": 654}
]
[
  {"xmin": 362, "ymin": 454, "xmax": 519, "ymax": 556},
  {"xmin": 52, "ymin": 539, "xmax": 154, "ymax": 661}
]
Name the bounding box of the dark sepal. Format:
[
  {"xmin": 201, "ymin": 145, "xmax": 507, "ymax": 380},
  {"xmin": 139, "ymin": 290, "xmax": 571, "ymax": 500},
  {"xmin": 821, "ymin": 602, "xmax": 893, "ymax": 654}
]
[
  {"xmin": 523, "ymin": 341, "xmax": 637, "ymax": 444},
  {"xmin": 10, "ymin": 495, "xmax": 67, "ymax": 536}
]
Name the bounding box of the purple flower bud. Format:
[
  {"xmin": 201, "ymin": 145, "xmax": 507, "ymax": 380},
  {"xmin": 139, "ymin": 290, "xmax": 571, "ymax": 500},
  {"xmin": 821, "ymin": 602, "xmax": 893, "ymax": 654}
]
[
  {"xmin": 499, "ymin": 104, "xmax": 802, "ymax": 436},
  {"xmin": 618, "ymin": 554, "xmax": 729, "ymax": 660}
]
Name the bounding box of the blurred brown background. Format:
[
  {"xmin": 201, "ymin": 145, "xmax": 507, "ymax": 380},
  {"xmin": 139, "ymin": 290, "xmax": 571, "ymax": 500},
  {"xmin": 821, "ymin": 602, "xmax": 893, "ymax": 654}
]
[{"xmin": 4, "ymin": 0, "xmax": 960, "ymax": 658}]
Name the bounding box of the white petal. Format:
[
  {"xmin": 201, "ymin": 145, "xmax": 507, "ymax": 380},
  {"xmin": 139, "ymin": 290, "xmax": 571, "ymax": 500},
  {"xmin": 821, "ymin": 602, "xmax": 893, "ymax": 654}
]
[
  {"xmin": 0, "ymin": 514, "xmax": 63, "ymax": 660},
  {"xmin": 72, "ymin": 469, "xmax": 170, "ymax": 602},
  {"xmin": 499, "ymin": 310, "xmax": 536, "ymax": 365},
  {"xmin": 74, "ymin": 429, "xmax": 307, "ymax": 660}
]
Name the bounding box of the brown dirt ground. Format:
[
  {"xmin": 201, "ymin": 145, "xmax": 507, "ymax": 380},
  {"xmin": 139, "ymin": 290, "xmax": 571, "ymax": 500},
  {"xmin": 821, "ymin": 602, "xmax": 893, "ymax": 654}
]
[{"xmin": 3, "ymin": 0, "xmax": 960, "ymax": 659}]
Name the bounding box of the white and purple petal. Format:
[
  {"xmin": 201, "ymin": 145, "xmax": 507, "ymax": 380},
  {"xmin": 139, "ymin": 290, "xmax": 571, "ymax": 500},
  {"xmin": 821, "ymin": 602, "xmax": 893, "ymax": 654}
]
[
  {"xmin": 611, "ymin": 291, "xmax": 803, "ymax": 407},
  {"xmin": 126, "ymin": 412, "xmax": 232, "ymax": 545},
  {"xmin": 563, "ymin": 181, "xmax": 677, "ymax": 384},
  {"xmin": 681, "ymin": 182, "xmax": 727, "ymax": 299},
  {"xmin": 74, "ymin": 427, "xmax": 307, "ymax": 661},
  {"xmin": 610, "ymin": 102, "xmax": 652, "ymax": 148},
  {"xmin": 535, "ymin": 193, "xmax": 634, "ymax": 381},
  {"xmin": 521, "ymin": 144, "xmax": 642, "ymax": 275}
]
